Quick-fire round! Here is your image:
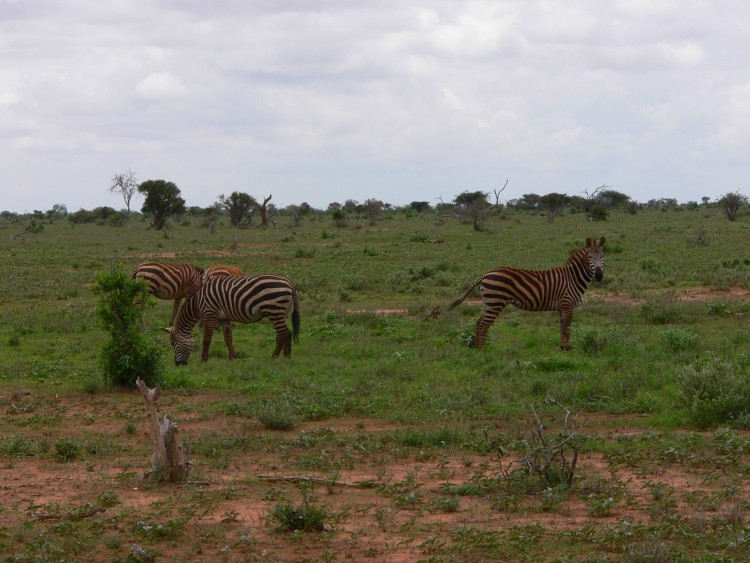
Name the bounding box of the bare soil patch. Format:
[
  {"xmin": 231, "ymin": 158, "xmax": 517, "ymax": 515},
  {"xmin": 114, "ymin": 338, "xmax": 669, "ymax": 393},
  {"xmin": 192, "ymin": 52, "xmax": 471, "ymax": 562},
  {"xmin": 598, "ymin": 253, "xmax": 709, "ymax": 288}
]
[
  {"xmin": 2, "ymin": 391, "xmax": 748, "ymax": 561},
  {"xmin": 595, "ymin": 285, "xmax": 750, "ymax": 306}
]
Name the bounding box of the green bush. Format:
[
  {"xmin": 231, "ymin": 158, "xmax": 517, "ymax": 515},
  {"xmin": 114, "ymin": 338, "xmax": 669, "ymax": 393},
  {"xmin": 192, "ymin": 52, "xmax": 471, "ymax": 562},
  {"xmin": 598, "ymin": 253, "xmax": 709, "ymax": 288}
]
[
  {"xmin": 95, "ymin": 267, "xmax": 164, "ymax": 387},
  {"xmin": 660, "ymin": 327, "xmax": 698, "ymax": 352},
  {"xmin": 677, "ymin": 356, "xmax": 750, "ymax": 429},
  {"xmin": 54, "ymin": 437, "xmax": 80, "ymax": 462},
  {"xmin": 640, "ymin": 301, "xmax": 686, "ymax": 325},
  {"xmin": 269, "ymin": 500, "xmax": 329, "ymax": 532},
  {"xmin": 256, "ymin": 401, "xmax": 297, "ymax": 430}
]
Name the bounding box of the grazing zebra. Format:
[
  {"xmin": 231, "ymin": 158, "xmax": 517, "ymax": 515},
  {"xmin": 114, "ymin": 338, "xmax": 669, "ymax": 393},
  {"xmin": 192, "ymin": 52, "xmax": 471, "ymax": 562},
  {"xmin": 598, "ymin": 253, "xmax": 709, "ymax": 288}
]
[
  {"xmin": 132, "ymin": 262, "xmax": 205, "ymax": 325},
  {"xmin": 202, "ymin": 264, "xmax": 244, "ymax": 284},
  {"xmin": 449, "ymin": 237, "xmax": 605, "ymax": 350},
  {"xmin": 164, "ymin": 274, "xmax": 300, "ymax": 364}
]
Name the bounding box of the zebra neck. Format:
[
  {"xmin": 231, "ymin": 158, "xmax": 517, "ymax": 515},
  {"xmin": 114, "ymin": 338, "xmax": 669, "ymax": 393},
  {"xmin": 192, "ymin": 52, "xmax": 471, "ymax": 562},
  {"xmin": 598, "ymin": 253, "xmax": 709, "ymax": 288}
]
[
  {"xmin": 174, "ymin": 297, "xmax": 201, "ymax": 334},
  {"xmin": 566, "ymin": 251, "xmax": 594, "ymax": 289}
]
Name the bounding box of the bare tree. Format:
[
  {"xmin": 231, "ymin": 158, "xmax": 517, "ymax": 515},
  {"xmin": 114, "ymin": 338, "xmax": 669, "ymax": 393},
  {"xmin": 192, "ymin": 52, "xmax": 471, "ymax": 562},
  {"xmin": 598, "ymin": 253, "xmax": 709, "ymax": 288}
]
[
  {"xmin": 109, "ymin": 169, "xmax": 139, "ymax": 215},
  {"xmin": 583, "ymin": 184, "xmax": 609, "ymax": 203},
  {"xmin": 254, "ymin": 194, "xmax": 277, "ymax": 228}
]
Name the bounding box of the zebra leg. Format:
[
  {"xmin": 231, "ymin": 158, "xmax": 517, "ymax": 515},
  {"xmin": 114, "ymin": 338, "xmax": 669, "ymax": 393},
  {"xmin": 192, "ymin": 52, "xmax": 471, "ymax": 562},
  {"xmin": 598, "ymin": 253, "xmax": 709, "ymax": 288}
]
[
  {"xmin": 170, "ymin": 297, "xmax": 183, "ymax": 326},
  {"xmin": 559, "ymin": 306, "xmax": 574, "ymax": 350},
  {"xmin": 268, "ymin": 315, "xmax": 292, "ymax": 358},
  {"xmin": 201, "ymin": 315, "xmax": 218, "ymax": 361},
  {"xmin": 221, "ymin": 324, "xmax": 236, "ymax": 359},
  {"xmin": 474, "ymin": 305, "xmax": 504, "ymax": 348}
]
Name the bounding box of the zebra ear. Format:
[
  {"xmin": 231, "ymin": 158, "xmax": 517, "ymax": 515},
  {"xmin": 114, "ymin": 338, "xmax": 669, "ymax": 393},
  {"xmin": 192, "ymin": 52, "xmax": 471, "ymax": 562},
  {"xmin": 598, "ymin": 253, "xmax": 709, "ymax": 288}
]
[
  {"xmin": 599, "ymin": 236, "xmax": 606, "ymax": 246},
  {"xmin": 586, "ymin": 237, "xmax": 594, "ymax": 247}
]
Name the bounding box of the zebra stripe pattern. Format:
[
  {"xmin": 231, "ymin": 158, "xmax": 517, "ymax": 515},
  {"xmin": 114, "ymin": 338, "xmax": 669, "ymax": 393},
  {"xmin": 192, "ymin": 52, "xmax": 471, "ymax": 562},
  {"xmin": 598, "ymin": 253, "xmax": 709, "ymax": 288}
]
[
  {"xmin": 202, "ymin": 264, "xmax": 244, "ymax": 284},
  {"xmin": 449, "ymin": 237, "xmax": 605, "ymax": 350},
  {"xmin": 165, "ymin": 274, "xmax": 301, "ymax": 364},
  {"xmin": 132, "ymin": 262, "xmax": 205, "ymax": 325}
]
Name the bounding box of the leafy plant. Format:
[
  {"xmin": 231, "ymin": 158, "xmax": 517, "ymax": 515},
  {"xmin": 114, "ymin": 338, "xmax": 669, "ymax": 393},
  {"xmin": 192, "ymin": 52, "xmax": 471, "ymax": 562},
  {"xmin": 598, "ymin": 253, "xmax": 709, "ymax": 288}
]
[
  {"xmin": 256, "ymin": 401, "xmax": 298, "ymax": 430},
  {"xmin": 269, "ymin": 499, "xmax": 329, "ymax": 532},
  {"xmin": 677, "ymin": 356, "xmax": 750, "ymax": 429},
  {"xmin": 54, "ymin": 437, "xmax": 80, "ymax": 462},
  {"xmin": 95, "ymin": 267, "xmax": 164, "ymax": 387}
]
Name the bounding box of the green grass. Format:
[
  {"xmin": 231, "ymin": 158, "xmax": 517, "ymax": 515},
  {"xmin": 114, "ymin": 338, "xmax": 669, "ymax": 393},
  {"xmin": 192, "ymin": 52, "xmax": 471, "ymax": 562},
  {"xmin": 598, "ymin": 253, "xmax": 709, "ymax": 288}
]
[
  {"xmin": 2, "ymin": 208, "xmax": 750, "ymax": 422},
  {"xmin": 2, "ymin": 207, "xmax": 750, "ymax": 560}
]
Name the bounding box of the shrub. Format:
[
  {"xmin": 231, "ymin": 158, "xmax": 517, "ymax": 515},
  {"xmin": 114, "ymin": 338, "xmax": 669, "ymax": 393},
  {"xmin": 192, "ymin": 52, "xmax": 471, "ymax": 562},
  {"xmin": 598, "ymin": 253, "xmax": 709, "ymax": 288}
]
[
  {"xmin": 588, "ymin": 206, "xmax": 608, "ymax": 221},
  {"xmin": 269, "ymin": 500, "xmax": 329, "ymax": 531},
  {"xmin": 95, "ymin": 267, "xmax": 164, "ymax": 387},
  {"xmin": 640, "ymin": 301, "xmax": 685, "ymax": 325},
  {"xmin": 660, "ymin": 327, "xmax": 698, "ymax": 352},
  {"xmin": 256, "ymin": 401, "xmax": 297, "ymax": 430},
  {"xmin": 54, "ymin": 438, "xmax": 80, "ymax": 462},
  {"xmin": 677, "ymin": 356, "xmax": 750, "ymax": 429}
]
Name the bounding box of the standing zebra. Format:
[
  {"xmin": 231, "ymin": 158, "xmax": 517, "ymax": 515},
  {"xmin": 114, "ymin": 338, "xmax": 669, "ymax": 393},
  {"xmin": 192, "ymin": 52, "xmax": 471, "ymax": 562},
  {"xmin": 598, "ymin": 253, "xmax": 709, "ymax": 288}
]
[
  {"xmin": 132, "ymin": 262, "xmax": 205, "ymax": 325},
  {"xmin": 449, "ymin": 237, "xmax": 605, "ymax": 350},
  {"xmin": 202, "ymin": 264, "xmax": 244, "ymax": 284},
  {"xmin": 164, "ymin": 274, "xmax": 300, "ymax": 364}
]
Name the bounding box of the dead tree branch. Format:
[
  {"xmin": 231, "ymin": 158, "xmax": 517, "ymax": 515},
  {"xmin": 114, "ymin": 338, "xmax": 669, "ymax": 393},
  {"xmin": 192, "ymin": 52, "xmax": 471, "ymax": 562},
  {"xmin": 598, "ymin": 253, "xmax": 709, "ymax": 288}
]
[
  {"xmin": 136, "ymin": 378, "xmax": 191, "ymax": 482},
  {"xmin": 504, "ymin": 398, "xmax": 579, "ymax": 488},
  {"xmin": 258, "ymin": 475, "xmax": 377, "ymax": 488}
]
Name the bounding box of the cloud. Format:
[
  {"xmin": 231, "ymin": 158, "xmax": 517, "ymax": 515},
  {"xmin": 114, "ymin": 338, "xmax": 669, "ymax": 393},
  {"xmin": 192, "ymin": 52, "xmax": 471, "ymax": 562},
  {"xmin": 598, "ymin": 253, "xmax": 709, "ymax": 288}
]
[
  {"xmin": 0, "ymin": 0, "xmax": 749, "ymax": 212},
  {"xmin": 135, "ymin": 72, "xmax": 188, "ymax": 100}
]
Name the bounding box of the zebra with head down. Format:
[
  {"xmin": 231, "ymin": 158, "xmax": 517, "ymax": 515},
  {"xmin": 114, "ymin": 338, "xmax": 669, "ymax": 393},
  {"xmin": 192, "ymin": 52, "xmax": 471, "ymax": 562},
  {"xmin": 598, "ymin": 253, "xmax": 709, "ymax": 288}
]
[{"xmin": 164, "ymin": 274, "xmax": 300, "ymax": 365}]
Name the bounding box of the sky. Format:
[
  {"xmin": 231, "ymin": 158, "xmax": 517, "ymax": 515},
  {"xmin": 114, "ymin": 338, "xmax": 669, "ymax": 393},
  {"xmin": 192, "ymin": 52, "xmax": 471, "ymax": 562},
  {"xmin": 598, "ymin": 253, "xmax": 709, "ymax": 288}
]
[{"xmin": 2, "ymin": 0, "xmax": 750, "ymax": 214}]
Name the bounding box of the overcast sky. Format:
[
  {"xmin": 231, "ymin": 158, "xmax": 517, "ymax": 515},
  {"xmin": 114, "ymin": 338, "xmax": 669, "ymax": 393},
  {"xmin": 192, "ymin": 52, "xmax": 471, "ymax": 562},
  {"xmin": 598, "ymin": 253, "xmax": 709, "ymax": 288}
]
[{"xmin": 2, "ymin": 1, "xmax": 749, "ymax": 213}]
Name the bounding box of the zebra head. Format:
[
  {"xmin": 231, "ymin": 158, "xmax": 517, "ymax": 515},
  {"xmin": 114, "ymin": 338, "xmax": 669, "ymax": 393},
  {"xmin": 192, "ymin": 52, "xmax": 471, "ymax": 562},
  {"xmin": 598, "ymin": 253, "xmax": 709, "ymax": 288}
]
[
  {"xmin": 162, "ymin": 327, "xmax": 195, "ymax": 366},
  {"xmin": 586, "ymin": 237, "xmax": 606, "ymax": 282}
]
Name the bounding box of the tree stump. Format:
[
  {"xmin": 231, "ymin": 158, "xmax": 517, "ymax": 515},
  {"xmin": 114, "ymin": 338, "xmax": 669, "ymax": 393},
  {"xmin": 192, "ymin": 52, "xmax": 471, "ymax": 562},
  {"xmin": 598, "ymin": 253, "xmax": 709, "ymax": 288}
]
[{"xmin": 135, "ymin": 378, "xmax": 190, "ymax": 482}]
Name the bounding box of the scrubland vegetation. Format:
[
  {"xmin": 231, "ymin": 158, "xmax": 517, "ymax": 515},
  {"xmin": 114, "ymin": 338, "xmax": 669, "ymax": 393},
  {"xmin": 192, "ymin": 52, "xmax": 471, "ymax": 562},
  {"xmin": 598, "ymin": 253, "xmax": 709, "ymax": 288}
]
[{"xmin": 1, "ymin": 202, "xmax": 750, "ymax": 561}]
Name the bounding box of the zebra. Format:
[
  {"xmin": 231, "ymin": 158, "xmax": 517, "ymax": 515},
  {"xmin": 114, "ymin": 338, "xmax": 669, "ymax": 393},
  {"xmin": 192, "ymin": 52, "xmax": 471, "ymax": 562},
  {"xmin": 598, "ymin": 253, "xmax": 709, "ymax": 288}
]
[
  {"xmin": 132, "ymin": 262, "xmax": 205, "ymax": 325},
  {"xmin": 449, "ymin": 237, "xmax": 605, "ymax": 350},
  {"xmin": 202, "ymin": 264, "xmax": 244, "ymax": 284},
  {"xmin": 164, "ymin": 274, "xmax": 300, "ymax": 365}
]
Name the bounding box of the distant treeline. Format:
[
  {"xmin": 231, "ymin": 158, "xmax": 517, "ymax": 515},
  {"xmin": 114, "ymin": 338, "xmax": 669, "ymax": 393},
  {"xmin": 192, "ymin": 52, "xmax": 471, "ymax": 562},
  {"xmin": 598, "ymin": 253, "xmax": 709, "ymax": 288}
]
[{"xmin": 0, "ymin": 188, "xmax": 729, "ymax": 225}]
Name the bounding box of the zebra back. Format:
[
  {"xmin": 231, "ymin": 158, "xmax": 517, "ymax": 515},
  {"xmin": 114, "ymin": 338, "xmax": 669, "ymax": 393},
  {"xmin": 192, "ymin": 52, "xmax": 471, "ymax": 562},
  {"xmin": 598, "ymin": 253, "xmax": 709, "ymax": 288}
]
[
  {"xmin": 202, "ymin": 264, "xmax": 244, "ymax": 284},
  {"xmin": 132, "ymin": 262, "xmax": 204, "ymax": 301},
  {"xmin": 195, "ymin": 274, "xmax": 297, "ymax": 324}
]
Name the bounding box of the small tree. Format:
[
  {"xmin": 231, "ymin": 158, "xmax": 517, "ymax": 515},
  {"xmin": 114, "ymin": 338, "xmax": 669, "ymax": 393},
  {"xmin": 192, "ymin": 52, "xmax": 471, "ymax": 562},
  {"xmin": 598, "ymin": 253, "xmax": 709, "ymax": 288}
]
[
  {"xmin": 217, "ymin": 191, "xmax": 256, "ymax": 227},
  {"xmin": 410, "ymin": 201, "xmax": 431, "ymax": 213},
  {"xmin": 286, "ymin": 203, "xmax": 313, "ymax": 228},
  {"xmin": 95, "ymin": 267, "xmax": 164, "ymax": 387},
  {"xmin": 364, "ymin": 198, "xmax": 384, "ymax": 223},
  {"xmin": 450, "ymin": 180, "xmax": 506, "ymax": 231},
  {"xmin": 719, "ymin": 191, "xmax": 748, "ymax": 222},
  {"xmin": 109, "ymin": 169, "xmax": 139, "ymax": 216},
  {"xmin": 138, "ymin": 180, "xmax": 186, "ymax": 230},
  {"xmin": 540, "ymin": 192, "xmax": 569, "ymax": 220}
]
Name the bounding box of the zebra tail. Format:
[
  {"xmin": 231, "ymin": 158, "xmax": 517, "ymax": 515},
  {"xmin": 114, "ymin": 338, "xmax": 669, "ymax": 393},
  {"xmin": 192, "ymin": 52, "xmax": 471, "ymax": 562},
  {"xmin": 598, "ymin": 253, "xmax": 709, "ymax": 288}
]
[
  {"xmin": 448, "ymin": 278, "xmax": 483, "ymax": 310},
  {"xmin": 291, "ymin": 286, "xmax": 301, "ymax": 344}
]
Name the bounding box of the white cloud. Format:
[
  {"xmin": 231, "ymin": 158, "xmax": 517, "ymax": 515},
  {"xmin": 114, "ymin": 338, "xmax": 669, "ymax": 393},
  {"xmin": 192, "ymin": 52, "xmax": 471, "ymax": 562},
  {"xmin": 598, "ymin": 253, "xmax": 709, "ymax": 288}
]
[
  {"xmin": 135, "ymin": 72, "xmax": 187, "ymax": 99},
  {"xmin": 658, "ymin": 42, "xmax": 705, "ymax": 66}
]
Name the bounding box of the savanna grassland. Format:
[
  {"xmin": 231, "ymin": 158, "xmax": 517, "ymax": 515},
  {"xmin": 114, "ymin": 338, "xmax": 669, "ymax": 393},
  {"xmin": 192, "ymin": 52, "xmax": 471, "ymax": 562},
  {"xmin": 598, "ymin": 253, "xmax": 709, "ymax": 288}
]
[{"xmin": 2, "ymin": 206, "xmax": 750, "ymax": 562}]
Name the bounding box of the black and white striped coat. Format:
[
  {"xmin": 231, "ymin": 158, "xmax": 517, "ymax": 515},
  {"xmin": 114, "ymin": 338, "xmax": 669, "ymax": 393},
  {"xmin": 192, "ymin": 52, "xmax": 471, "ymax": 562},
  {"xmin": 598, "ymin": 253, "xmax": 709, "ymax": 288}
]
[
  {"xmin": 165, "ymin": 274, "xmax": 300, "ymax": 364},
  {"xmin": 450, "ymin": 237, "xmax": 605, "ymax": 350},
  {"xmin": 132, "ymin": 262, "xmax": 204, "ymax": 325}
]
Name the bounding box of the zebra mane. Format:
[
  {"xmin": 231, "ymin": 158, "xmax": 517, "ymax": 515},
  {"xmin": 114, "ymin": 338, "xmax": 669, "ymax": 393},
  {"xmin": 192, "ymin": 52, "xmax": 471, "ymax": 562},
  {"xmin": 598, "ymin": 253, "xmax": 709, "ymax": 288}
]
[{"xmin": 566, "ymin": 245, "xmax": 590, "ymax": 265}]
